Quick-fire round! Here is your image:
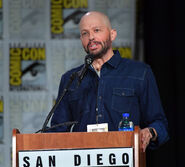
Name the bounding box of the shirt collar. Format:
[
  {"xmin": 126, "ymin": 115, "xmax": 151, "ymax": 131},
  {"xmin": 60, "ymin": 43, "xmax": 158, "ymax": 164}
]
[
  {"xmin": 89, "ymin": 50, "xmax": 122, "ymax": 72},
  {"xmin": 105, "ymin": 50, "xmax": 122, "ymax": 68}
]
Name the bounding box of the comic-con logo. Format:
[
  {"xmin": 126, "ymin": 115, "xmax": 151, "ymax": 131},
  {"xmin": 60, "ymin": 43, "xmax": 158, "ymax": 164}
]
[
  {"xmin": 9, "ymin": 45, "xmax": 46, "ymax": 91},
  {"xmin": 50, "ymin": 0, "xmax": 88, "ymax": 38}
]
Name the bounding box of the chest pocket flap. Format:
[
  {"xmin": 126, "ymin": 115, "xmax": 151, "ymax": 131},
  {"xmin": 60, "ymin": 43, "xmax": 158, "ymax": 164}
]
[
  {"xmin": 113, "ymin": 88, "xmax": 135, "ymax": 97},
  {"xmin": 112, "ymin": 88, "xmax": 135, "ymax": 113}
]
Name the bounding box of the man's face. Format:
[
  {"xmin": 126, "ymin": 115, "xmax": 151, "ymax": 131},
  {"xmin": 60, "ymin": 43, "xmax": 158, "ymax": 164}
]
[{"xmin": 79, "ymin": 15, "xmax": 113, "ymax": 59}]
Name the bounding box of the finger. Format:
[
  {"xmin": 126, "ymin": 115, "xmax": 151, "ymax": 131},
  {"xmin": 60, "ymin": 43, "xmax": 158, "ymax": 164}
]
[
  {"xmin": 141, "ymin": 137, "xmax": 150, "ymax": 152},
  {"xmin": 142, "ymin": 131, "xmax": 152, "ymax": 142},
  {"xmin": 142, "ymin": 141, "xmax": 149, "ymax": 152}
]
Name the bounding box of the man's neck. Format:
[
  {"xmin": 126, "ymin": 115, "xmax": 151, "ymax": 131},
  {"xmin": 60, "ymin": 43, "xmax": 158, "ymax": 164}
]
[{"xmin": 92, "ymin": 50, "xmax": 114, "ymax": 71}]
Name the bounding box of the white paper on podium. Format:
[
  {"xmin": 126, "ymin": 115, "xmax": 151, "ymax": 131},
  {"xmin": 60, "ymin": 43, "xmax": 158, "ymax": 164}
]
[{"xmin": 87, "ymin": 123, "xmax": 108, "ymax": 132}]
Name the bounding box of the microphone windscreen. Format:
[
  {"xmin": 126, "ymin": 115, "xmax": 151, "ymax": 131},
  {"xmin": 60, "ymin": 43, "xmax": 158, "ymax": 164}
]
[{"xmin": 85, "ymin": 54, "xmax": 94, "ymax": 66}]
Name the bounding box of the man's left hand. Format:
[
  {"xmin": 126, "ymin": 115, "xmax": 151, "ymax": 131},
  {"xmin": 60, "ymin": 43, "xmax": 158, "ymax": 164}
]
[{"xmin": 140, "ymin": 128, "xmax": 156, "ymax": 152}]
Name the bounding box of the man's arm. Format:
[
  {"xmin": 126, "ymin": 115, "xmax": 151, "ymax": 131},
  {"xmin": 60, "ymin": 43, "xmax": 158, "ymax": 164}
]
[{"xmin": 139, "ymin": 66, "xmax": 169, "ymax": 150}]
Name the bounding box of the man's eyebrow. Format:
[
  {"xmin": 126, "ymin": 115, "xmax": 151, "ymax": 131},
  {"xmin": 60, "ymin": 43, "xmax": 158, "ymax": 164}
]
[
  {"xmin": 80, "ymin": 26, "xmax": 105, "ymax": 32},
  {"xmin": 80, "ymin": 29, "xmax": 88, "ymax": 32}
]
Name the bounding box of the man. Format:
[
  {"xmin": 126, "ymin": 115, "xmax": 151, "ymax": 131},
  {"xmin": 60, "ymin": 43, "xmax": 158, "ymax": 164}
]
[{"xmin": 51, "ymin": 11, "xmax": 169, "ymax": 152}]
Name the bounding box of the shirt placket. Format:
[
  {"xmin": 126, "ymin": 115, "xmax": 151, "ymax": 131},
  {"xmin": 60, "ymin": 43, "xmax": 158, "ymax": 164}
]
[{"xmin": 96, "ymin": 73, "xmax": 105, "ymax": 124}]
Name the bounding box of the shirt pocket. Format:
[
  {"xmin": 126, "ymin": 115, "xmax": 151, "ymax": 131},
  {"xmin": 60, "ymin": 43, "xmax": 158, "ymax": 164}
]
[{"xmin": 112, "ymin": 88, "xmax": 136, "ymax": 113}]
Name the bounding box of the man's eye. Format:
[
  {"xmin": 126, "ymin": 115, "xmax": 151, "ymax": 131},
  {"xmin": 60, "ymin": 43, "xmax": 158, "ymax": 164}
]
[
  {"xmin": 82, "ymin": 32, "xmax": 88, "ymax": 36},
  {"xmin": 95, "ymin": 29, "xmax": 100, "ymax": 32}
]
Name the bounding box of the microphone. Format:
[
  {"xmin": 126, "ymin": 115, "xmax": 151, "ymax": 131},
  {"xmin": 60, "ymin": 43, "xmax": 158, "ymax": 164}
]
[{"xmin": 78, "ymin": 54, "xmax": 94, "ymax": 85}]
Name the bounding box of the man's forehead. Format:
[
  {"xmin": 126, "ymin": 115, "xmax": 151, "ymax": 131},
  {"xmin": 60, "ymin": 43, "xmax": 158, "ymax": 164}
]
[
  {"xmin": 80, "ymin": 25, "xmax": 105, "ymax": 32},
  {"xmin": 80, "ymin": 17, "xmax": 108, "ymax": 30},
  {"xmin": 80, "ymin": 15, "xmax": 104, "ymax": 25}
]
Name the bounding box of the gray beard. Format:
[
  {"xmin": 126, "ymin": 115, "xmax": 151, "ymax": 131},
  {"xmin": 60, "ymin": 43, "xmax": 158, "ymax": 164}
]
[{"xmin": 85, "ymin": 37, "xmax": 112, "ymax": 60}]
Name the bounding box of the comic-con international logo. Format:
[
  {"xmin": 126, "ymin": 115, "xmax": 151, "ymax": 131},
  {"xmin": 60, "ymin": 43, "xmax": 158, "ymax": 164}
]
[
  {"xmin": 50, "ymin": 0, "xmax": 88, "ymax": 39},
  {"xmin": 9, "ymin": 45, "xmax": 47, "ymax": 91}
]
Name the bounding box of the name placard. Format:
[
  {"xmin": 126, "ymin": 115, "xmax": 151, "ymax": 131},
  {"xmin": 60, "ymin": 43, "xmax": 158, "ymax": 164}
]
[{"xmin": 19, "ymin": 147, "xmax": 133, "ymax": 167}]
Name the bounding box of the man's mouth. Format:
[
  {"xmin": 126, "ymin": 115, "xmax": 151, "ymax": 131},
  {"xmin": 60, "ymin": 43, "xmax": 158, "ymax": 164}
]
[
  {"xmin": 89, "ymin": 44, "xmax": 97, "ymax": 49},
  {"xmin": 88, "ymin": 42, "xmax": 101, "ymax": 50}
]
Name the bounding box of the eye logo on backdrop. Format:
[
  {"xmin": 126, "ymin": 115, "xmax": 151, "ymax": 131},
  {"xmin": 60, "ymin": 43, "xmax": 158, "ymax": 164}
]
[
  {"xmin": 9, "ymin": 44, "xmax": 47, "ymax": 91},
  {"xmin": 50, "ymin": 0, "xmax": 88, "ymax": 39}
]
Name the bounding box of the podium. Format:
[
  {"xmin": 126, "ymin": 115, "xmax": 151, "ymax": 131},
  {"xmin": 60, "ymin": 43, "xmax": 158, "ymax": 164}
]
[{"xmin": 12, "ymin": 126, "xmax": 145, "ymax": 167}]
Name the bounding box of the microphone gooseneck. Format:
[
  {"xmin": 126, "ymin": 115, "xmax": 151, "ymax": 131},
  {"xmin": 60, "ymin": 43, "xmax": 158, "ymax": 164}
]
[{"xmin": 40, "ymin": 72, "xmax": 77, "ymax": 133}]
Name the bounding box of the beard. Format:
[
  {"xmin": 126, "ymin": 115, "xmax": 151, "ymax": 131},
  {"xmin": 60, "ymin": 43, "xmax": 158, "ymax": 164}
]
[{"xmin": 84, "ymin": 36, "xmax": 112, "ymax": 59}]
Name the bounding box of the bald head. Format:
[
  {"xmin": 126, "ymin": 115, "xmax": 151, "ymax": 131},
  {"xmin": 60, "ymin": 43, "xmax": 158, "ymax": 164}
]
[
  {"xmin": 79, "ymin": 11, "xmax": 117, "ymax": 60},
  {"xmin": 79, "ymin": 11, "xmax": 112, "ymax": 30}
]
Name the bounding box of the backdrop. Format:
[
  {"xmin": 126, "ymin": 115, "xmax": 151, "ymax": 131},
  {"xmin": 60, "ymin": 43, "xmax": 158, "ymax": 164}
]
[{"xmin": 0, "ymin": 0, "xmax": 136, "ymax": 166}]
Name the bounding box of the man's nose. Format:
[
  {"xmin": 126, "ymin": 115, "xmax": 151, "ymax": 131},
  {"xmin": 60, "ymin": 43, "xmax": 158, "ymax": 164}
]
[{"xmin": 89, "ymin": 32, "xmax": 95, "ymax": 40}]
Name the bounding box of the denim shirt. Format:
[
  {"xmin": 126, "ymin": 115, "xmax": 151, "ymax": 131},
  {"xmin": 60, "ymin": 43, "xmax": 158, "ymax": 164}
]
[{"xmin": 51, "ymin": 50, "xmax": 169, "ymax": 149}]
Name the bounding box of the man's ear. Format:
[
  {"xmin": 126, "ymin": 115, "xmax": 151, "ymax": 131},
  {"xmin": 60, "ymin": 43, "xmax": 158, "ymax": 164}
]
[{"xmin": 111, "ymin": 29, "xmax": 117, "ymax": 41}]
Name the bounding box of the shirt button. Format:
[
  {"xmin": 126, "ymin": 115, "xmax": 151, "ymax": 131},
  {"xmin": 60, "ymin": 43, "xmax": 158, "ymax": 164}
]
[
  {"xmin": 98, "ymin": 114, "xmax": 102, "ymax": 118},
  {"xmin": 122, "ymin": 92, "xmax": 125, "ymax": 96},
  {"xmin": 99, "ymin": 96, "xmax": 102, "ymax": 99}
]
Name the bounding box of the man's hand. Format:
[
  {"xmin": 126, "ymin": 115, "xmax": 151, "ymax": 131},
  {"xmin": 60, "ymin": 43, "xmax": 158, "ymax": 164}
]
[{"xmin": 140, "ymin": 128, "xmax": 157, "ymax": 152}]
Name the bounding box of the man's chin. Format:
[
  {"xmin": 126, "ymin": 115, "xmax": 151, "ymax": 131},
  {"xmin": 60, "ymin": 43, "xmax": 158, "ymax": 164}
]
[
  {"xmin": 91, "ymin": 53, "xmax": 104, "ymax": 59},
  {"xmin": 86, "ymin": 49, "xmax": 105, "ymax": 59},
  {"xmin": 88, "ymin": 49, "xmax": 99, "ymax": 55}
]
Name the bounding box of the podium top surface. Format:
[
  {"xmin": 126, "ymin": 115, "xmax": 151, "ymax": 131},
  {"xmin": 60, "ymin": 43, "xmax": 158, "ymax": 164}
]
[{"xmin": 13, "ymin": 128, "xmax": 138, "ymax": 150}]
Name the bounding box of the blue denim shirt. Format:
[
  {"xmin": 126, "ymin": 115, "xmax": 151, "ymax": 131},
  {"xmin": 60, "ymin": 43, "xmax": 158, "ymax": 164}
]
[{"xmin": 51, "ymin": 50, "xmax": 169, "ymax": 149}]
